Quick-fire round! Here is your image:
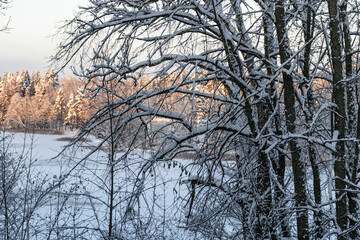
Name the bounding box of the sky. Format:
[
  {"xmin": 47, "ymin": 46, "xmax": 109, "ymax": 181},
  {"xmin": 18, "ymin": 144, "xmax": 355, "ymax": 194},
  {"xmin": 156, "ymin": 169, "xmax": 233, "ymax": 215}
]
[{"xmin": 0, "ymin": 0, "xmax": 87, "ymax": 77}]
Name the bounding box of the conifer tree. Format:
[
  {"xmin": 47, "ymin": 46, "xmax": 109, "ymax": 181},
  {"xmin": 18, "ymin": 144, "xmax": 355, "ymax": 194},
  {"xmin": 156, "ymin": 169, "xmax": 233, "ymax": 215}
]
[
  {"xmin": 54, "ymin": 88, "xmax": 66, "ymax": 129},
  {"xmin": 0, "ymin": 79, "xmax": 9, "ymax": 121},
  {"xmin": 6, "ymin": 73, "xmax": 16, "ymax": 98},
  {"xmin": 44, "ymin": 70, "xmax": 59, "ymax": 89},
  {"xmin": 65, "ymin": 93, "xmax": 76, "ymax": 129},
  {"xmin": 74, "ymin": 88, "xmax": 85, "ymax": 127},
  {"xmin": 16, "ymin": 70, "xmax": 30, "ymax": 96}
]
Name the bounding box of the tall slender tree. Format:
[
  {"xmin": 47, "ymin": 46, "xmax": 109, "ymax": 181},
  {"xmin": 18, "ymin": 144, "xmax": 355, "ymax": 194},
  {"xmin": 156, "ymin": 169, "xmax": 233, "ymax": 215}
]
[{"xmin": 327, "ymin": 0, "xmax": 347, "ymax": 238}]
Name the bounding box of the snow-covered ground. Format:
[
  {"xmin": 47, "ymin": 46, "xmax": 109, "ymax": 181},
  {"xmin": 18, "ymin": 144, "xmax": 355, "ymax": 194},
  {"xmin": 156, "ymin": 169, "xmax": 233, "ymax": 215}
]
[
  {"xmin": 6, "ymin": 131, "xmax": 195, "ymax": 239},
  {"xmin": 5, "ymin": 131, "xmax": 338, "ymax": 239}
]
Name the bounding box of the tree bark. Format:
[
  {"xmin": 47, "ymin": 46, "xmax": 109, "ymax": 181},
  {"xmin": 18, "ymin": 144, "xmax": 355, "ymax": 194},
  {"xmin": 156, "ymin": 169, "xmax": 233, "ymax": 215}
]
[
  {"xmin": 274, "ymin": 1, "xmax": 309, "ymax": 238},
  {"xmin": 327, "ymin": 0, "xmax": 347, "ymax": 238},
  {"xmin": 262, "ymin": 2, "xmax": 289, "ymax": 237},
  {"xmin": 340, "ymin": 2, "xmax": 358, "ymax": 238},
  {"xmin": 302, "ymin": 1, "xmax": 323, "ymax": 237}
]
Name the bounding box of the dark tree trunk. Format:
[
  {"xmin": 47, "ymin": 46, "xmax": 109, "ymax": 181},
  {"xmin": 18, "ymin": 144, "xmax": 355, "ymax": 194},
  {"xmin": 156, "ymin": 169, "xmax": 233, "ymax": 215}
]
[
  {"xmin": 262, "ymin": 2, "xmax": 289, "ymax": 237},
  {"xmin": 340, "ymin": 2, "xmax": 358, "ymax": 238},
  {"xmin": 302, "ymin": 1, "xmax": 323, "ymax": 237},
  {"xmin": 327, "ymin": 0, "xmax": 347, "ymax": 238},
  {"xmin": 275, "ymin": 1, "xmax": 309, "ymax": 238}
]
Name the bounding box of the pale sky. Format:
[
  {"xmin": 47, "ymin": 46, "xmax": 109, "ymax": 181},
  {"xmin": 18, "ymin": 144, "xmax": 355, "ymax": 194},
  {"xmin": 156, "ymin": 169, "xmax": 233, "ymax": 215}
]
[{"xmin": 0, "ymin": 0, "xmax": 87, "ymax": 77}]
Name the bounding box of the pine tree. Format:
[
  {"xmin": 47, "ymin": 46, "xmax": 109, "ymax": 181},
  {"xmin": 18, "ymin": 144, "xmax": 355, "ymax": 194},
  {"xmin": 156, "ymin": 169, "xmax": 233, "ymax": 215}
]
[
  {"xmin": 44, "ymin": 70, "xmax": 59, "ymax": 89},
  {"xmin": 54, "ymin": 88, "xmax": 66, "ymax": 129},
  {"xmin": 74, "ymin": 88, "xmax": 85, "ymax": 127},
  {"xmin": 16, "ymin": 70, "xmax": 30, "ymax": 96},
  {"xmin": 35, "ymin": 74, "xmax": 50, "ymax": 109},
  {"xmin": 6, "ymin": 73, "xmax": 16, "ymax": 98},
  {"xmin": 32, "ymin": 71, "xmax": 57, "ymax": 129},
  {"xmin": 0, "ymin": 79, "xmax": 9, "ymax": 121},
  {"xmin": 35, "ymin": 77, "xmax": 46, "ymax": 104},
  {"xmin": 26, "ymin": 72, "xmax": 37, "ymax": 97},
  {"xmin": 65, "ymin": 93, "xmax": 76, "ymax": 129}
]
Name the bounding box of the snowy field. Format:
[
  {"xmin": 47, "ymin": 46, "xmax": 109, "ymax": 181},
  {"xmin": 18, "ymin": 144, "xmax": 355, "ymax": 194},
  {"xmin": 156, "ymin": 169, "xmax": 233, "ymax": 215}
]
[
  {"xmin": 5, "ymin": 131, "xmax": 198, "ymax": 239},
  {"xmin": 4, "ymin": 131, "xmax": 338, "ymax": 239}
]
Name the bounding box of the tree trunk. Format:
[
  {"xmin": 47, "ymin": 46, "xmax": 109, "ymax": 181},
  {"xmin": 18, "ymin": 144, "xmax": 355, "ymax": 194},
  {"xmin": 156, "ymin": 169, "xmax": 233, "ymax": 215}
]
[
  {"xmin": 302, "ymin": 1, "xmax": 323, "ymax": 237},
  {"xmin": 106, "ymin": 82, "xmax": 116, "ymax": 239},
  {"xmin": 230, "ymin": 1, "xmax": 273, "ymax": 237},
  {"xmin": 340, "ymin": 2, "xmax": 358, "ymax": 238},
  {"xmin": 274, "ymin": 1, "xmax": 309, "ymax": 238},
  {"xmin": 212, "ymin": 2, "xmax": 266, "ymax": 237},
  {"xmin": 327, "ymin": 0, "xmax": 347, "ymax": 238},
  {"xmin": 262, "ymin": 2, "xmax": 289, "ymax": 237}
]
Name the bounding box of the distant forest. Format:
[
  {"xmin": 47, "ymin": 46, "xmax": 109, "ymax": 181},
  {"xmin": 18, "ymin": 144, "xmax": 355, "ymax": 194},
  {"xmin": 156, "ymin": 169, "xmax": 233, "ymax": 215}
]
[
  {"xmin": 0, "ymin": 70, "xmax": 220, "ymax": 132},
  {"xmin": 0, "ymin": 70, "xmax": 90, "ymax": 130}
]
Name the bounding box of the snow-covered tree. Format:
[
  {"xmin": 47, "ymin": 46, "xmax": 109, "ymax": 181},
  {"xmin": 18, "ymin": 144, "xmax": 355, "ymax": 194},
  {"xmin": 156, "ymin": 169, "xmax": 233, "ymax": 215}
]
[
  {"xmin": 15, "ymin": 70, "xmax": 30, "ymax": 96},
  {"xmin": 55, "ymin": 0, "xmax": 360, "ymax": 239},
  {"xmin": 4, "ymin": 93, "xmax": 27, "ymax": 128},
  {"xmin": 74, "ymin": 88, "xmax": 85, "ymax": 126},
  {"xmin": 0, "ymin": 77, "xmax": 9, "ymax": 121},
  {"xmin": 6, "ymin": 72, "xmax": 16, "ymax": 97},
  {"xmin": 0, "ymin": 0, "xmax": 9, "ymax": 12},
  {"xmin": 43, "ymin": 70, "xmax": 59, "ymax": 89},
  {"xmin": 64, "ymin": 93, "xmax": 76, "ymax": 129},
  {"xmin": 0, "ymin": 71, "xmax": 88, "ymax": 130},
  {"xmin": 0, "ymin": 131, "xmax": 71, "ymax": 239},
  {"xmin": 0, "ymin": 0, "xmax": 10, "ymax": 32},
  {"xmin": 54, "ymin": 88, "xmax": 66, "ymax": 129}
]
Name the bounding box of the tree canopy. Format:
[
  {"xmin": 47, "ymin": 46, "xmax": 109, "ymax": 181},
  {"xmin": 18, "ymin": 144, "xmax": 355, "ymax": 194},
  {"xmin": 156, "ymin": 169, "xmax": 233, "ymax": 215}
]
[{"xmin": 54, "ymin": 0, "xmax": 360, "ymax": 239}]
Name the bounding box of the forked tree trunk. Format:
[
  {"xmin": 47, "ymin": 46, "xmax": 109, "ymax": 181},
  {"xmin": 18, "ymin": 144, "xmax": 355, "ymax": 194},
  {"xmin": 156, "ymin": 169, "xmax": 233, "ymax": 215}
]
[
  {"xmin": 212, "ymin": 2, "xmax": 269, "ymax": 238},
  {"xmin": 229, "ymin": 1, "xmax": 273, "ymax": 236},
  {"xmin": 262, "ymin": 2, "xmax": 289, "ymax": 237}
]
